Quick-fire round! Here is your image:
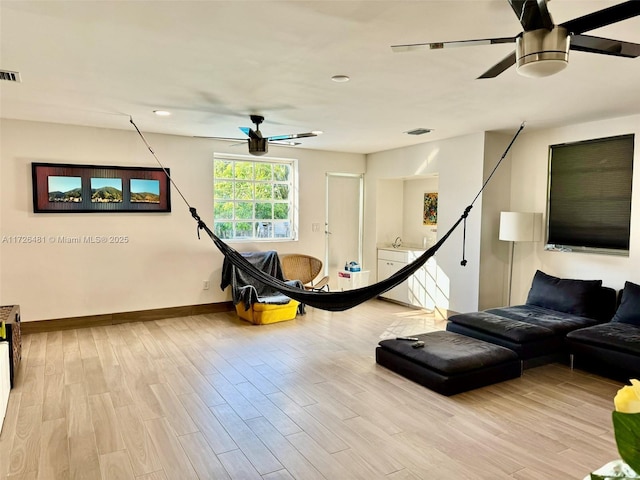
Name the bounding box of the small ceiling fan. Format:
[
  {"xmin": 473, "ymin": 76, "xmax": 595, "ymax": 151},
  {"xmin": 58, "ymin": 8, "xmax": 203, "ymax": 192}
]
[
  {"xmin": 198, "ymin": 115, "xmax": 322, "ymax": 156},
  {"xmin": 391, "ymin": 0, "xmax": 640, "ymax": 78}
]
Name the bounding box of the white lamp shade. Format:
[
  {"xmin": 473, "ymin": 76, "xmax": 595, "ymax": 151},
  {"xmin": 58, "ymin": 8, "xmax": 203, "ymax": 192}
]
[{"xmin": 499, "ymin": 212, "xmax": 543, "ymax": 242}]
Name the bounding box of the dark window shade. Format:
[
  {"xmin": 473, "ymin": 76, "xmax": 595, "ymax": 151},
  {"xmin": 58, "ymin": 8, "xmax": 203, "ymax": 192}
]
[{"xmin": 548, "ymin": 134, "xmax": 634, "ymax": 252}]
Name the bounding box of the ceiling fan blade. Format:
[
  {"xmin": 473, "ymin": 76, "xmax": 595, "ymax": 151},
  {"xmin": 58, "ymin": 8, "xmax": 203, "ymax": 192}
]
[
  {"xmin": 391, "ymin": 37, "xmax": 515, "ymax": 53},
  {"xmin": 560, "ymin": 1, "xmax": 640, "ymax": 35},
  {"xmin": 508, "ymin": 0, "xmax": 554, "ymax": 31},
  {"xmin": 570, "ymin": 34, "xmax": 640, "ymax": 58},
  {"xmin": 194, "ymin": 136, "xmax": 245, "ymax": 142},
  {"xmin": 270, "ymin": 140, "xmax": 302, "ymax": 146},
  {"xmin": 267, "ymin": 132, "xmax": 318, "ymax": 141},
  {"xmin": 477, "ymin": 50, "xmax": 517, "ymax": 79}
]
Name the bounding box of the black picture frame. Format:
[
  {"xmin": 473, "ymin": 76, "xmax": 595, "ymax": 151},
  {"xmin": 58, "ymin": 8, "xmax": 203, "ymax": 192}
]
[{"xmin": 32, "ymin": 162, "xmax": 171, "ymax": 213}]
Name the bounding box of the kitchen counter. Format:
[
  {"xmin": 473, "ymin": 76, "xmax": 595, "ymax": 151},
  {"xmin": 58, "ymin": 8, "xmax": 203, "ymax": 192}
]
[{"xmin": 376, "ymin": 245, "xmax": 427, "ymax": 253}]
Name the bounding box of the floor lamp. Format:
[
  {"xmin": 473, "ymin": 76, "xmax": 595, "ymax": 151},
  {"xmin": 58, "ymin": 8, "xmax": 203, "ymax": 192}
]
[{"xmin": 499, "ymin": 212, "xmax": 542, "ymax": 305}]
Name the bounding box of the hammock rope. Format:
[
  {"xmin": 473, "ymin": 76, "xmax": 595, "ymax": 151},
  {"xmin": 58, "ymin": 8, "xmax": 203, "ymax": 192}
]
[{"xmin": 130, "ymin": 117, "xmax": 525, "ymax": 312}]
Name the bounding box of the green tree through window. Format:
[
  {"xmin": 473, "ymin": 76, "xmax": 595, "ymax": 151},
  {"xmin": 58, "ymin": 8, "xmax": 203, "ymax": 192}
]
[{"xmin": 213, "ymin": 155, "xmax": 297, "ymax": 240}]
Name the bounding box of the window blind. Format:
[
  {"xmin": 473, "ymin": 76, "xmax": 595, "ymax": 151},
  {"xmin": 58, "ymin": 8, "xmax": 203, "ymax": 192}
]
[{"xmin": 547, "ymin": 134, "xmax": 634, "ymax": 252}]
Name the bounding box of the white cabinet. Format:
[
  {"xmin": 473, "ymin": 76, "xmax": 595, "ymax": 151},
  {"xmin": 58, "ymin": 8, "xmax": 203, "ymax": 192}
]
[
  {"xmin": 0, "ymin": 342, "xmax": 9, "ymax": 431},
  {"xmin": 377, "ymin": 249, "xmax": 409, "ymax": 304},
  {"xmin": 377, "ymin": 248, "xmax": 439, "ymax": 309}
]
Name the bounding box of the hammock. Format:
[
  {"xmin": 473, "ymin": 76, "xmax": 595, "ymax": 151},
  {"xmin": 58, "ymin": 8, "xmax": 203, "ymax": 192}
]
[
  {"xmin": 190, "ymin": 205, "xmax": 465, "ymax": 311},
  {"xmin": 130, "ymin": 117, "xmax": 525, "ymax": 312}
]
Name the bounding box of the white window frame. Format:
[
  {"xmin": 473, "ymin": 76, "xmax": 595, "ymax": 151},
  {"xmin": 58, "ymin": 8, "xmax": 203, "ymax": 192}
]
[{"xmin": 213, "ymin": 153, "xmax": 298, "ymax": 242}]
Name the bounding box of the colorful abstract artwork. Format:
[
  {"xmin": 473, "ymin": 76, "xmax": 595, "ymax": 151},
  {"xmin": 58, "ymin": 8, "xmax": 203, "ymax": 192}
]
[{"xmin": 424, "ymin": 192, "xmax": 438, "ymax": 225}]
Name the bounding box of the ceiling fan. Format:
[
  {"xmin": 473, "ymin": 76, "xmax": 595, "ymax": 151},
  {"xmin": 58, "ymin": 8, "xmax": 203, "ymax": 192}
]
[
  {"xmin": 391, "ymin": 0, "xmax": 640, "ymax": 78},
  {"xmin": 198, "ymin": 115, "xmax": 322, "ymax": 156}
]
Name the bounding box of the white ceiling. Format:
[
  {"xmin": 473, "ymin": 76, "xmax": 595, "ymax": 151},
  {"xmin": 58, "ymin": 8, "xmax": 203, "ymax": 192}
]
[{"xmin": 1, "ymin": 1, "xmax": 639, "ymax": 155}]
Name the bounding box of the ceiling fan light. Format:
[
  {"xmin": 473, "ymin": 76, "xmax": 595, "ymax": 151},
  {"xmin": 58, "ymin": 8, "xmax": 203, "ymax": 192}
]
[
  {"xmin": 516, "ymin": 27, "xmax": 569, "ymax": 78},
  {"xmin": 248, "ymin": 137, "xmax": 268, "ymax": 156},
  {"xmin": 517, "ymin": 58, "xmax": 567, "ymax": 77}
]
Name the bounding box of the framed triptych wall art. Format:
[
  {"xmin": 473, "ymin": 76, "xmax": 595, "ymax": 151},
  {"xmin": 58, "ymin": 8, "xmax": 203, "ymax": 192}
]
[{"xmin": 32, "ymin": 163, "xmax": 171, "ymax": 213}]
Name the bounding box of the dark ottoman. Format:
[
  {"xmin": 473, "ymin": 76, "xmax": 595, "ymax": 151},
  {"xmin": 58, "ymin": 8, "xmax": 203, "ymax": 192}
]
[{"xmin": 376, "ymin": 331, "xmax": 521, "ymax": 396}]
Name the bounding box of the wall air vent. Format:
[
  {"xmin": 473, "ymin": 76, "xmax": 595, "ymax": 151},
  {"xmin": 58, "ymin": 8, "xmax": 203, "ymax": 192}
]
[
  {"xmin": 405, "ymin": 128, "xmax": 432, "ymax": 135},
  {"xmin": 0, "ymin": 70, "xmax": 21, "ymax": 82}
]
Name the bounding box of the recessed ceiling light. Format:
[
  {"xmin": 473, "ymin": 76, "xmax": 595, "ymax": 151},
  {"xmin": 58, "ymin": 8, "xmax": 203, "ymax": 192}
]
[
  {"xmin": 331, "ymin": 75, "xmax": 350, "ymax": 83},
  {"xmin": 153, "ymin": 110, "xmax": 171, "ymax": 116},
  {"xmin": 405, "ymin": 128, "xmax": 432, "ymax": 135}
]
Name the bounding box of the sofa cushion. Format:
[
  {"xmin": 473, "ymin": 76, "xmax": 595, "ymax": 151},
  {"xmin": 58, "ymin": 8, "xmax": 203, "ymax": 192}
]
[
  {"xmin": 566, "ymin": 323, "xmax": 640, "ymax": 356},
  {"xmin": 592, "ymin": 286, "xmax": 619, "ymax": 323},
  {"xmin": 612, "ymin": 281, "xmax": 640, "ymax": 326},
  {"xmin": 486, "ymin": 305, "xmax": 599, "ymax": 335},
  {"xmin": 525, "ymin": 270, "xmax": 603, "ymax": 319},
  {"xmin": 447, "ymin": 311, "xmax": 554, "ymax": 343}
]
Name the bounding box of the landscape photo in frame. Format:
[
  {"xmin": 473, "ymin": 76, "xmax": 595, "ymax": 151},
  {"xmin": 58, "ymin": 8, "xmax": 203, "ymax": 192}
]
[
  {"xmin": 48, "ymin": 176, "xmax": 82, "ymax": 203},
  {"xmin": 91, "ymin": 178, "xmax": 123, "ymax": 203},
  {"xmin": 130, "ymin": 178, "xmax": 160, "ymax": 203},
  {"xmin": 32, "ymin": 162, "xmax": 171, "ymax": 213}
]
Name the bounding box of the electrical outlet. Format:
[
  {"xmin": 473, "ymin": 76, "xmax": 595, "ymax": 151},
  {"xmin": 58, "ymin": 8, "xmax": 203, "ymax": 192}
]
[
  {"xmin": 312, "ymin": 223, "xmax": 320, "ymax": 232},
  {"xmin": 203, "ymin": 280, "xmax": 210, "ymax": 290}
]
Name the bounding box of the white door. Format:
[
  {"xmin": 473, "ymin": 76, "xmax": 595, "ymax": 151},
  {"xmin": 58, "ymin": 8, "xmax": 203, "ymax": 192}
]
[{"xmin": 325, "ymin": 173, "xmax": 364, "ymax": 289}]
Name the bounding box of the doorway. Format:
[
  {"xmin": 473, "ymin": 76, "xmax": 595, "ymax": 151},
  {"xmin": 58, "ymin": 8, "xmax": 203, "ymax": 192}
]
[{"xmin": 325, "ymin": 173, "xmax": 364, "ymax": 288}]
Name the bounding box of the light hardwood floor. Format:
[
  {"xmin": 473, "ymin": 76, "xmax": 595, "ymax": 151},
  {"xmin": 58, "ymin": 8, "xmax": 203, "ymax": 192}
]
[{"xmin": 0, "ymin": 299, "xmax": 624, "ymax": 479}]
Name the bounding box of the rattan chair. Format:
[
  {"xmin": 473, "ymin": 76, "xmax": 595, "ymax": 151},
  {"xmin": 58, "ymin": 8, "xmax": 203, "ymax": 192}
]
[{"xmin": 280, "ymin": 253, "xmax": 330, "ymax": 291}]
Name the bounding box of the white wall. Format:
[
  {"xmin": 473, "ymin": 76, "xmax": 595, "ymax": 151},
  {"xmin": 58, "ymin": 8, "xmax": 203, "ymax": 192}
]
[
  {"xmin": 6, "ymin": 115, "xmax": 634, "ymax": 322},
  {"xmin": 478, "ymin": 132, "xmax": 514, "ymax": 309},
  {"xmin": 508, "ymin": 114, "xmax": 640, "ymax": 303},
  {"xmin": 365, "ymin": 133, "xmax": 486, "ymax": 314},
  {"xmin": 375, "ymin": 179, "xmax": 403, "ymax": 247},
  {"xmin": 0, "ymin": 119, "xmax": 365, "ymax": 321}
]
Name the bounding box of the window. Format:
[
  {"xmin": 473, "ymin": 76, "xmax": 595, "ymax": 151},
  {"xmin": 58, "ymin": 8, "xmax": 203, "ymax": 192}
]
[
  {"xmin": 213, "ymin": 154, "xmax": 298, "ymax": 241},
  {"xmin": 546, "ymin": 133, "xmax": 634, "ymax": 255}
]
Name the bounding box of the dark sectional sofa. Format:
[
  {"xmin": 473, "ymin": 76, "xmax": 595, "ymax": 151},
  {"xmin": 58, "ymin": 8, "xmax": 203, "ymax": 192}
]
[
  {"xmin": 447, "ymin": 270, "xmax": 618, "ymax": 367},
  {"xmin": 566, "ymin": 280, "xmax": 640, "ymax": 381},
  {"xmin": 377, "ymin": 271, "xmax": 639, "ymax": 395},
  {"xmin": 447, "ymin": 270, "xmax": 640, "ymax": 380}
]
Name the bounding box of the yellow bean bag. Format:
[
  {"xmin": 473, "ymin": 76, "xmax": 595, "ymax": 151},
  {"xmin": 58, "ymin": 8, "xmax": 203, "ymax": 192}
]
[{"xmin": 235, "ymin": 300, "xmax": 300, "ymax": 325}]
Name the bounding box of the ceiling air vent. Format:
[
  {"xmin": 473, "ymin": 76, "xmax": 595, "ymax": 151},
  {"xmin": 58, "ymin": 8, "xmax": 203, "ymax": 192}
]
[
  {"xmin": 405, "ymin": 128, "xmax": 431, "ymax": 135},
  {"xmin": 0, "ymin": 70, "xmax": 21, "ymax": 82}
]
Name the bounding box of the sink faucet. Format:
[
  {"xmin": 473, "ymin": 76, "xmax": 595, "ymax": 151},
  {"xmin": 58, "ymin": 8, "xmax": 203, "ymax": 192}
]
[{"xmin": 392, "ymin": 236, "xmax": 402, "ymax": 248}]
